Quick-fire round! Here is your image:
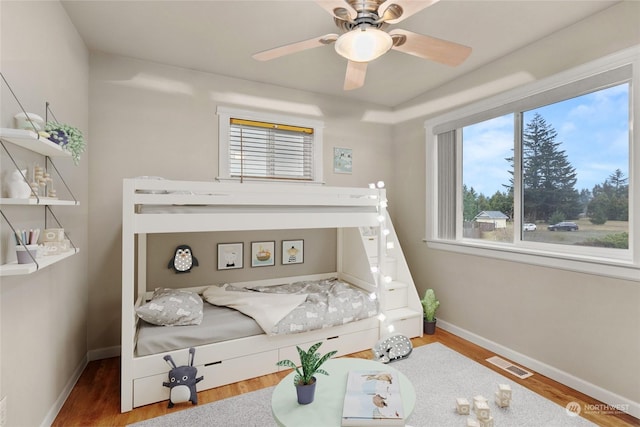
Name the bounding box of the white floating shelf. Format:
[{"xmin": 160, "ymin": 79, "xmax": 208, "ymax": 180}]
[
  {"xmin": 0, "ymin": 128, "xmax": 71, "ymax": 158},
  {"xmin": 0, "ymin": 197, "xmax": 79, "ymax": 206},
  {"xmin": 0, "ymin": 248, "xmax": 80, "ymax": 276}
]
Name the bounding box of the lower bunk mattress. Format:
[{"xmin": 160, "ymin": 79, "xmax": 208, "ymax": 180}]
[
  {"xmin": 136, "ymin": 303, "xmax": 263, "ymax": 356},
  {"xmin": 136, "ymin": 277, "xmax": 378, "ymax": 357}
]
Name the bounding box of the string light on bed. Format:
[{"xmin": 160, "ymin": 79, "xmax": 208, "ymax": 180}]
[{"xmin": 368, "ymin": 180, "xmax": 400, "ymax": 336}]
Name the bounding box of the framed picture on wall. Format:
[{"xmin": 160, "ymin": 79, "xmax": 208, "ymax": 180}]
[
  {"xmin": 251, "ymin": 241, "xmax": 275, "ymax": 267},
  {"xmin": 333, "ymin": 147, "xmax": 352, "ymax": 174},
  {"xmin": 282, "ymin": 240, "xmax": 304, "ymax": 265},
  {"xmin": 217, "ymin": 242, "xmax": 243, "ymax": 270}
]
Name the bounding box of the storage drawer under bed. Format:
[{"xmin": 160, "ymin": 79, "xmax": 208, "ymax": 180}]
[
  {"xmin": 133, "ymin": 349, "xmax": 278, "ymax": 407},
  {"xmin": 277, "ymin": 327, "xmax": 379, "ymax": 366}
]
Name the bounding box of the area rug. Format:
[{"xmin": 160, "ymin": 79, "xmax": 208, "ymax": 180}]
[{"xmin": 128, "ymin": 342, "xmax": 596, "ymax": 427}]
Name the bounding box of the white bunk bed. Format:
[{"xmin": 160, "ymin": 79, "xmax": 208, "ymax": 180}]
[{"xmin": 121, "ymin": 178, "xmax": 422, "ymax": 412}]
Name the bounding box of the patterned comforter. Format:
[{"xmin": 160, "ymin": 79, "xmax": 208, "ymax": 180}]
[{"xmin": 203, "ymin": 278, "xmax": 379, "ymax": 335}]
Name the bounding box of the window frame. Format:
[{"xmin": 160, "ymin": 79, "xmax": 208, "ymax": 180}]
[
  {"xmin": 425, "ymin": 46, "xmax": 639, "ymax": 281},
  {"xmin": 217, "ymin": 106, "xmax": 324, "ymax": 184}
]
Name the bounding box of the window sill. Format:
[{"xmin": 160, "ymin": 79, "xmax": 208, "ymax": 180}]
[
  {"xmin": 216, "ymin": 177, "xmax": 325, "ymax": 186},
  {"xmin": 424, "ymin": 239, "xmax": 639, "ymax": 282}
]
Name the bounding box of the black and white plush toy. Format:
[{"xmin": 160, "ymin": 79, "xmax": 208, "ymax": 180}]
[
  {"xmin": 168, "ymin": 245, "xmax": 199, "ymax": 273},
  {"xmin": 163, "ymin": 347, "xmax": 203, "ymax": 408}
]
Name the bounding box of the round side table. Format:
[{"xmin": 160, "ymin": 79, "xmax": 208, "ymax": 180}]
[{"xmin": 271, "ymin": 358, "xmax": 416, "ymax": 427}]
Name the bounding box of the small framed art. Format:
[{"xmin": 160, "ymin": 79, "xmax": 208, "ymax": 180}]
[
  {"xmin": 251, "ymin": 241, "xmax": 275, "ymax": 267},
  {"xmin": 282, "ymin": 239, "xmax": 304, "ymax": 265},
  {"xmin": 333, "ymin": 147, "xmax": 352, "ymax": 174},
  {"xmin": 217, "ymin": 242, "xmax": 243, "ymax": 270}
]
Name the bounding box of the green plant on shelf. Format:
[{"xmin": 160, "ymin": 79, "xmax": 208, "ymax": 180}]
[{"xmin": 44, "ymin": 122, "xmax": 86, "ymax": 165}]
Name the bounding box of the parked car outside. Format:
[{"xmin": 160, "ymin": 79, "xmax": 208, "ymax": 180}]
[
  {"xmin": 547, "ymin": 221, "xmax": 579, "ymax": 231},
  {"xmin": 523, "ymin": 223, "xmax": 537, "ymax": 231}
]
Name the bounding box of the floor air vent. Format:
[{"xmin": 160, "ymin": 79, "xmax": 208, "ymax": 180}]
[{"xmin": 486, "ymin": 356, "xmax": 533, "ymax": 379}]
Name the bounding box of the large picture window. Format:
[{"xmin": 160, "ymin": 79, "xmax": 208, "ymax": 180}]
[{"xmin": 426, "ymin": 48, "xmax": 638, "ymax": 280}]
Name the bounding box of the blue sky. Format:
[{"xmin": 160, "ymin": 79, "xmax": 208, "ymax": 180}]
[{"xmin": 463, "ymin": 83, "xmax": 630, "ymax": 196}]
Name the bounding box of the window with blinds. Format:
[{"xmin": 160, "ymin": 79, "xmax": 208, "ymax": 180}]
[{"xmin": 229, "ymin": 118, "xmax": 314, "ymax": 181}]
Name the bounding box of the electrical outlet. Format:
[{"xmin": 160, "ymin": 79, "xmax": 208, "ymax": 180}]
[{"xmin": 0, "ymin": 396, "xmax": 7, "ymax": 427}]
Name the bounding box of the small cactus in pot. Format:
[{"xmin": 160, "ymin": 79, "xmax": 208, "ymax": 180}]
[{"xmin": 421, "ymin": 288, "xmax": 440, "ymax": 334}]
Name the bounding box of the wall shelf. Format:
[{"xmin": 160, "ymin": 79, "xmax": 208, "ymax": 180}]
[
  {"xmin": 0, "ymin": 124, "xmax": 79, "ymax": 276},
  {"xmin": 0, "ymin": 128, "xmax": 71, "ymax": 158},
  {"xmin": 0, "ymin": 197, "xmax": 79, "ymax": 206},
  {"xmin": 0, "ymin": 248, "xmax": 80, "ymax": 276}
]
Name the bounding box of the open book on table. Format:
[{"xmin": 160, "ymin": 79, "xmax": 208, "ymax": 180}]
[{"xmin": 341, "ymin": 370, "xmax": 404, "ymax": 426}]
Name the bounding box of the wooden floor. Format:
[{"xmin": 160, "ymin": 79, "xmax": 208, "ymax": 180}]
[{"xmin": 53, "ymin": 328, "xmax": 639, "ymax": 427}]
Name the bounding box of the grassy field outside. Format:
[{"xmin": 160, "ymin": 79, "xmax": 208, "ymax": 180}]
[{"xmin": 471, "ymin": 218, "xmax": 629, "ymax": 248}]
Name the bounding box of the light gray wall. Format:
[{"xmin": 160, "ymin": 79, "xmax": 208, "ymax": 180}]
[
  {"xmin": 0, "ymin": 2, "xmax": 89, "ymax": 426},
  {"xmin": 2, "ymin": 1, "xmax": 638, "ymax": 425},
  {"xmin": 87, "ymin": 52, "xmax": 394, "ymax": 351},
  {"xmin": 390, "ymin": 1, "xmax": 639, "ymax": 408}
]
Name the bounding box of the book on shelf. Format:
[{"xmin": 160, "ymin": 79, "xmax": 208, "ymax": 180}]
[{"xmin": 341, "ymin": 369, "xmax": 404, "ymax": 426}]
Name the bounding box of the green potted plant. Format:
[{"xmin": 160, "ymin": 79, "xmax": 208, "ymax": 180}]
[
  {"xmin": 421, "ymin": 288, "xmax": 440, "ymax": 335},
  {"xmin": 276, "ymin": 342, "xmax": 337, "ymax": 405},
  {"xmin": 44, "ymin": 122, "xmax": 86, "ymax": 165}
]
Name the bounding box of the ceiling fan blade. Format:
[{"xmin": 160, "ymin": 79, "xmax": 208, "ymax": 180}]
[
  {"xmin": 315, "ymin": 1, "xmax": 357, "ymax": 21},
  {"xmin": 253, "ymin": 34, "xmax": 339, "ymax": 61},
  {"xmin": 378, "ymin": 0, "xmax": 440, "ymax": 24},
  {"xmin": 344, "ymin": 61, "xmax": 367, "ymax": 91},
  {"xmin": 389, "ymin": 29, "xmax": 471, "ymax": 66}
]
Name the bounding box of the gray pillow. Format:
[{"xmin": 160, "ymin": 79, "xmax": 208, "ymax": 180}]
[{"xmin": 136, "ymin": 288, "xmax": 203, "ymax": 326}]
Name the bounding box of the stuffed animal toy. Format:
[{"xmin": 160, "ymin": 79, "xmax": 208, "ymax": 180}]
[
  {"xmin": 163, "ymin": 347, "xmax": 203, "ymax": 408},
  {"xmin": 168, "ymin": 245, "xmax": 199, "ymax": 273}
]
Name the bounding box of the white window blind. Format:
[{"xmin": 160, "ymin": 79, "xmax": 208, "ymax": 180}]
[{"xmin": 229, "ymin": 118, "xmax": 313, "ymax": 181}]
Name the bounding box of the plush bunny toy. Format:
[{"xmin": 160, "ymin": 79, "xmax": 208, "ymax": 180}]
[{"xmin": 163, "ymin": 347, "xmax": 203, "ymax": 408}]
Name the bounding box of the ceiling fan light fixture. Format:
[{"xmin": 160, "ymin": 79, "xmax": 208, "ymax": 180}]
[{"xmin": 334, "ymin": 27, "xmax": 393, "ymax": 63}]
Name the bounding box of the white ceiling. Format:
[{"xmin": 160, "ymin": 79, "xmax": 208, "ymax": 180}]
[{"xmin": 61, "ymin": 0, "xmax": 619, "ymax": 107}]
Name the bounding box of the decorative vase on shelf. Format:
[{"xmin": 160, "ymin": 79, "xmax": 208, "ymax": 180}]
[{"xmin": 4, "ymin": 169, "xmax": 32, "ymax": 199}]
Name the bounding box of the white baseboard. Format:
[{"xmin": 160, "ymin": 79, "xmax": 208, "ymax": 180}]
[
  {"xmin": 42, "ymin": 345, "xmax": 121, "ymax": 427},
  {"xmin": 437, "ymin": 319, "xmax": 640, "ymax": 419},
  {"xmin": 40, "ymin": 355, "xmax": 87, "ymax": 427},
  {"xmin": 88, "ymin": 345, "xmax": 121, "ymax": 361}
]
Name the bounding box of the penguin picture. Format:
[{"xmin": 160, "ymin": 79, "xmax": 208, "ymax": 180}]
[{"xmin": 168, "ymin": 245, "xmax": 199, "ymax": 273}]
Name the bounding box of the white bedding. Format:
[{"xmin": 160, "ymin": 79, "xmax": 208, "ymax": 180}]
[{"xmin": 202, "ymin": 284, "xmax": 308, "ymax": 334}]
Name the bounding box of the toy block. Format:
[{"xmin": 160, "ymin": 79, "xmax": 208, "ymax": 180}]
[
  {"xmin": 473, "ymin": 395, "xmax": 488, "ymax": 410},
  {"xmin": 495, "ymin": 391, "xmax": 510, "ymax": 408},
  {"xmin": 498, "ymin": 383, "xmax": 512, "ymax": 399},
  {"xmin": 478, "ymin": 416, "xmax": 495, "ymax": 427},
  {"xmin": 456, "ymin": 397, "xmax": 471, "ymax": 415},
  {"xmin": 475, "ymin": 401, "xmax": 491, "ymax": 420},
  {"xmin": 466, "ymin": 418, "xmax": 480, "ymax": 427}
]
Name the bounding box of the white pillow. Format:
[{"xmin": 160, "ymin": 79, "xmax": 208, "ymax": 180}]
[{"xmin": 136, "ymin": 288, "xmax": 203, "ymax": 326}]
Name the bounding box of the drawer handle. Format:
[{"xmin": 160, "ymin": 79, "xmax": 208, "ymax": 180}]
[
  {"xmin": 205, "ymin": 361, "xmax": 222, "ymax": 367},
  {"xmin": 327, "ymin": 336, "xmax": 339, "ymax": 340}
]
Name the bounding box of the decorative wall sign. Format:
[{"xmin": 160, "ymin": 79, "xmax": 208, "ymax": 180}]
[
  {"xmin": 333, "ymin": 147, "xmax": 352, "ymax": 174},
  {"xmin": 282, "ymin": 240, "xmax": 304, "ymax": 265},
  {"xmin": 251, "ymin": 241, "xmax": 275, "ymax": 267},
  {"xmin": 168, "ymin": 245, "xmax": 199, "ymax": 274},
  {"xmin": 217, "ymin": 242, "xmax": 243, "ymax": 270}
]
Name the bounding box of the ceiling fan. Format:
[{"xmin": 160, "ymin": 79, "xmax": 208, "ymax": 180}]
[{"xmin": 252, "ymin": 0, "xmax": 472, "ymax": 91}]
